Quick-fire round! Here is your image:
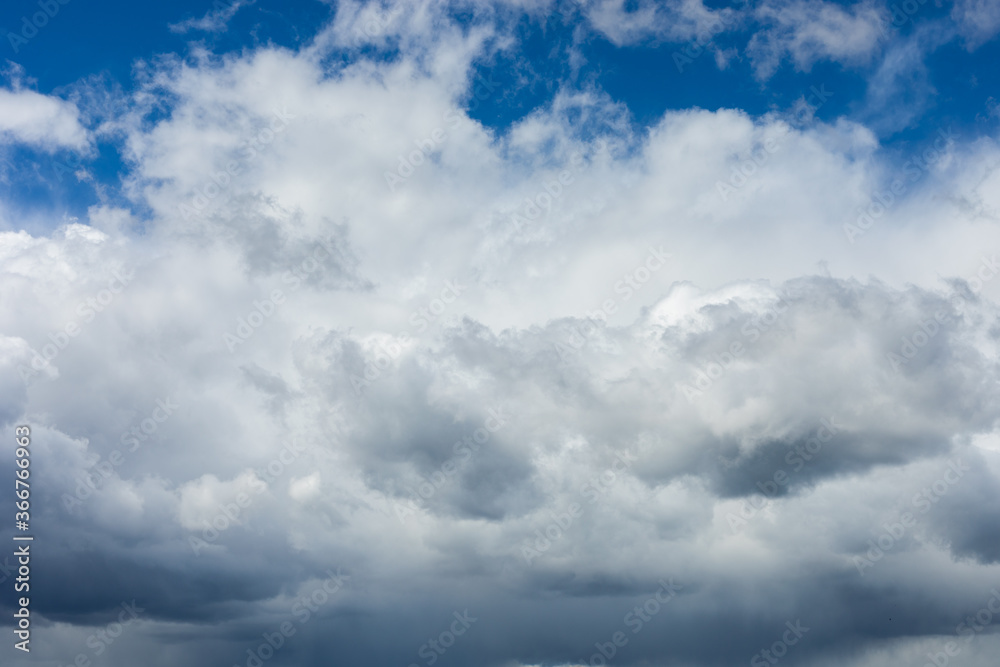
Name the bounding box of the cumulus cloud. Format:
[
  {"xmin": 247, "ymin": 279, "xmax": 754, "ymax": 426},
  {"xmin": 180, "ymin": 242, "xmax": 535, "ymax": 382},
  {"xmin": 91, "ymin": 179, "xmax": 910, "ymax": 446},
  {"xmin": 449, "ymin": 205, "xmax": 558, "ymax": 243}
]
[
  {"xmin": 0, "ymin": 87, "xmax": 90, "ymax": 152},
  {"xmin": 3, "ymin": 2, "xmax": 1000, "ymax": 667}
]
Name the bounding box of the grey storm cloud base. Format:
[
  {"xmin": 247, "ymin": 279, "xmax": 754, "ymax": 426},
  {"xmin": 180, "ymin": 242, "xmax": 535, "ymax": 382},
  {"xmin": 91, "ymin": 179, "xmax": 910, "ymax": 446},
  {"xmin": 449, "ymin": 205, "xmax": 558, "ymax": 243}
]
[{"xmin": 4, "ymin": 262, "xmax": 1000, "ymax": 667}]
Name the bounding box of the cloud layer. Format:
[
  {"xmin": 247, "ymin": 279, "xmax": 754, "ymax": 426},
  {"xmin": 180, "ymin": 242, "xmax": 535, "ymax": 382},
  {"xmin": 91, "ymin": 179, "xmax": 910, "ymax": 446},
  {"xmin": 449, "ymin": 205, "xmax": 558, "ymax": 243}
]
[{"xmin": 2, "ymin": 2, "xmax": 1000, "ymax": 667}]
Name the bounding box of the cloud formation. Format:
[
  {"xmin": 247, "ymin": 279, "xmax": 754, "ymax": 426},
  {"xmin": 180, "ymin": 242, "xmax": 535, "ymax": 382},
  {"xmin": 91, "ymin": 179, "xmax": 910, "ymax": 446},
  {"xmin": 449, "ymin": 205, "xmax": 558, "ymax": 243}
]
[
  {"xmin": 0, "ymin": 87, "xmax": 90, "ymax": 152},
  {"xmin": 748, "ymin": 0, "xmax": 885, "ymax": 79},
  {"xmin": 2, "ymin": 2, "xmax": 1000, "ymax": 667}
]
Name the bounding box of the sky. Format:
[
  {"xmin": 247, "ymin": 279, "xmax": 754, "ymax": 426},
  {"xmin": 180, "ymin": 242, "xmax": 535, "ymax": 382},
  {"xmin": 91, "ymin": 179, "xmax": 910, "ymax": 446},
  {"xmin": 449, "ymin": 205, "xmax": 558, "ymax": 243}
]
[{"xmin": 2, "ymin": 1, "xmax": 1000, "ymax": 666}]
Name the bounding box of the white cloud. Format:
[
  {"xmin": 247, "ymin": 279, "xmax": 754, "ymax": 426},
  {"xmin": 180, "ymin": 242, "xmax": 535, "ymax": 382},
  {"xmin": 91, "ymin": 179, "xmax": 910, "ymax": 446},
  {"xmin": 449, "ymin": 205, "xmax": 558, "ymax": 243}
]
[
  {"xmin": 951, "ymin": 0, "xmax": 1000, "ymax": 49},
  {"xmin": 578, "ymin": 0, "xmax": 739, "ymax": 46},
  {"xmin": 860, "ymin": 30, "xmax": 938, "ymax": 134},
  {"xmin": 6, "ymin": 4, "xmax": 1000, "ymax": 665},
  {"xmin": 169, "ymin": 0, "xmax": 253, "ymax": 34},
  {"xmin": 0, "ymin": 87, "xmax": 90, "ymax": 151},
  {"xmin": 749, "ymin": 0, "xmax": 885, "ymax": 79},
  {"xmin": 177, "ymin": 470, "xmax": 264, "ymax": 529},
  {"xmin": 289, "ymin": 471, "xmax": 322, "ymax": 502}
]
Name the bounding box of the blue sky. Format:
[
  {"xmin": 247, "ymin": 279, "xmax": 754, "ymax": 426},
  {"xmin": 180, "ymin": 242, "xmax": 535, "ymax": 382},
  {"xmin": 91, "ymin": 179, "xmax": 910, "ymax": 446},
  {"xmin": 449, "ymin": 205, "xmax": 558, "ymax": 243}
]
[{"xmin": 3, "ymin": 0, "xmax": 1000, "ymax": 224}]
